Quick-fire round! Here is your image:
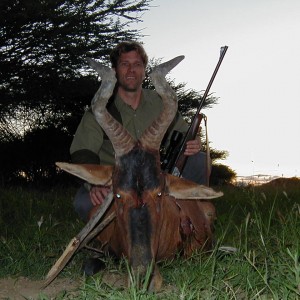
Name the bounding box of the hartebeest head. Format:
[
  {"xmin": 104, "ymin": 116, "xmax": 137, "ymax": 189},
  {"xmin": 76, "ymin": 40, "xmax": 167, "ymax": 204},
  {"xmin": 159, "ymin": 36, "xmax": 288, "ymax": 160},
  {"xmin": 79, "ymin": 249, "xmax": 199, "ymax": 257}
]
[{"xmin": 56, "ymin": 56, "xmax": 222, "ymax": 291}]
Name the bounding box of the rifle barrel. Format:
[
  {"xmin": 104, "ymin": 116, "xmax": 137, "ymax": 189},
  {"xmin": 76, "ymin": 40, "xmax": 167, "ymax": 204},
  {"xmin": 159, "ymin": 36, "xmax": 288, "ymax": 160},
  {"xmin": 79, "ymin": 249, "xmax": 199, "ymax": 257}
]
[
  {"xmin": 196, "ymin": 45, "xmax": 228, "ymax": 116},
  {"xmin": 171, "ymin": 46, "xmax": 228, "ymax": 176}
]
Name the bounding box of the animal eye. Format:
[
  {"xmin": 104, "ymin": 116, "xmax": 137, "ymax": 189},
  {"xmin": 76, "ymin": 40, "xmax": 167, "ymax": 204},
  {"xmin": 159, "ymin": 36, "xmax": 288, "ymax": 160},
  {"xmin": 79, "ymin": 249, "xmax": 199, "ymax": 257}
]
[{"xmin": 115, "ymin": 193, "xmax": 121, "ymax": 199}]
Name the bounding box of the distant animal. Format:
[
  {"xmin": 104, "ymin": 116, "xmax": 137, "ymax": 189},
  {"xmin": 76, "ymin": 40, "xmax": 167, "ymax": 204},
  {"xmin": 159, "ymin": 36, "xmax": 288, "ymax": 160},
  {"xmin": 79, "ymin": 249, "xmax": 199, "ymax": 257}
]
[{"xmin": 57, "ymin": 56, "xmax": 223, "ymax": 291}]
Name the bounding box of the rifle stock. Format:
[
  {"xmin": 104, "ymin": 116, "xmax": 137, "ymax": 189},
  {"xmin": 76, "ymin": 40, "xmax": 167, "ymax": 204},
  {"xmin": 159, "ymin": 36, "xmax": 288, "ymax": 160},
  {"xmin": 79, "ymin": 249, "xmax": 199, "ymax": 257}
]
[{"xmin": 162, "ymin": 46, "xmax": 228, "ymax": 177}]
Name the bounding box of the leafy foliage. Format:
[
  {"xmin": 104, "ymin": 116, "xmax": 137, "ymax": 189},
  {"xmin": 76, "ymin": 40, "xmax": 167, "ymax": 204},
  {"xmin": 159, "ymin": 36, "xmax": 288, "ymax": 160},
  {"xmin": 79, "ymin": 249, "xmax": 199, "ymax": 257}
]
[
  {"xmin": 0, "ymin": 0, "xmax": 151, "ymax": 140},
  {"xmin": 210, "ymin": 163, "xmax": 236, "ymax": 185}
]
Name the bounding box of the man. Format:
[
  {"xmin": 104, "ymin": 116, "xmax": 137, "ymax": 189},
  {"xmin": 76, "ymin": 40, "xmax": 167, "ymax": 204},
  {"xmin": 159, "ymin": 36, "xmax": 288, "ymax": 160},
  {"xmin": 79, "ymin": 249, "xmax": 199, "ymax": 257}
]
[{"xmin": 70, "ymin": 41, "xmax": 208, "ymax": 222}]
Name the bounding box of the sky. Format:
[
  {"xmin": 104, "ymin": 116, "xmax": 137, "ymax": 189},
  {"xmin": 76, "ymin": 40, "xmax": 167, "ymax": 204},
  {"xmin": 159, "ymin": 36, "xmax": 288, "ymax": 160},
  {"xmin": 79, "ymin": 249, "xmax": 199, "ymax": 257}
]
[{"xmin": 131, "ymin": 0, "xmax": 300, "ymax": 178}]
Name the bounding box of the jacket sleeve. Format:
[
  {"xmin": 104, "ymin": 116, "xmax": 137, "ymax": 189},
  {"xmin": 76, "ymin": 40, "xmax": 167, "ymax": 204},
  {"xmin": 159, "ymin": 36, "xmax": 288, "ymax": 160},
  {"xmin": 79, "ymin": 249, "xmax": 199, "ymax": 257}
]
[
  {"xmin": 71, "ymin": 149, "xmax": 100, "ymax": 164},
  {"xmin": 70, "ymin": 109, "xmax": 104, "ymax": 164}
]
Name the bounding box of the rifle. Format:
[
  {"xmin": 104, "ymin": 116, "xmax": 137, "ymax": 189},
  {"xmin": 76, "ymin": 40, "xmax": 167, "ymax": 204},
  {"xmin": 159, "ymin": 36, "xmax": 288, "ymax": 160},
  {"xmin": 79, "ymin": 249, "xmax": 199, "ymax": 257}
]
[{"xmin": 161, "ymin": 46, "xmax": 228, "ymax": 177}]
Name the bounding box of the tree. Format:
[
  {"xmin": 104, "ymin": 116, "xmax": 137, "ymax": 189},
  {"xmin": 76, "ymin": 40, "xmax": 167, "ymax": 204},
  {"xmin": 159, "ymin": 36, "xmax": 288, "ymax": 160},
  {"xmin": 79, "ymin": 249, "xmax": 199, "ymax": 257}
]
[
  {"xmin": 0, "ymin": 0, "xmax": 151, "ymax": 141},
  {"xmin": 210, "ymin": 164, "xmax": 236, "ymax": 186}
]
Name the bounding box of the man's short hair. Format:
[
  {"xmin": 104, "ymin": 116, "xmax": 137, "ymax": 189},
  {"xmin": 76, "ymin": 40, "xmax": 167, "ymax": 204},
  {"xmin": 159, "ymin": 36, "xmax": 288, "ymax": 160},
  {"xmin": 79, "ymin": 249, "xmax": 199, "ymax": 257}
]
[{"xmin": 110, "ymin": 41, "xmax": 148, "ymax": 68}]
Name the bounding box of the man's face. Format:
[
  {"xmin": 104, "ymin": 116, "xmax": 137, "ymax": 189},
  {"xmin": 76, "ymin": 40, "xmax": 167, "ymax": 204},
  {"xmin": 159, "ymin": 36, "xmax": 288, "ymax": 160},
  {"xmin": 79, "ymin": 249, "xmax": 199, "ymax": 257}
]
[{"xmin": 115, "ymin": 50, "xmax": 146, "ymax": 92}]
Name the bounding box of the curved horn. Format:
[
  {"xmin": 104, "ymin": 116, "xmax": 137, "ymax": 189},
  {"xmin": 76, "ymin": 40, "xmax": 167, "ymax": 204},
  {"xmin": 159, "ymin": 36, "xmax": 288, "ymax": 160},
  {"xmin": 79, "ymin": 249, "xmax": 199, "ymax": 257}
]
[
  {"xmin": 87, "ymin": 58, "xmax": 136, "ymax": 157},
  {"xmin": 139, "ymin": 56, "xmax": 184, "ymax": 150}
]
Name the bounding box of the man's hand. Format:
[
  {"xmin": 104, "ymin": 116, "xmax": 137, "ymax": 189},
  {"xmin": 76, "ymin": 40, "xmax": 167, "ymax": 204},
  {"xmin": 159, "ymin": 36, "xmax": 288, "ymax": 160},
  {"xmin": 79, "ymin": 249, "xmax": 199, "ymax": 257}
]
[
  {"xmin": 89, "ymin": 185, "xmax": 111, "ymax": 206},
  {"xmin": 184, "ymin": 139, "xmax": 202, "ymax": 156}
]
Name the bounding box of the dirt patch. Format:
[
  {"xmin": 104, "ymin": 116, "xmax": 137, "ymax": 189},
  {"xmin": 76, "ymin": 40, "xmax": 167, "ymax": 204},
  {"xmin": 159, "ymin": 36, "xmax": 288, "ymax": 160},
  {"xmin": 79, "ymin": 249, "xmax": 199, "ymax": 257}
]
[
  {"xmin": 0, "ymin": 272, "xmax": 176, "ymax": 298},
  {"xmin": 0, "ymin": 277, "xmax": 80, "ymax": 300},
  {"xmin": 0, "ymin": 273, "xmax": 127, "ymax": 299}
]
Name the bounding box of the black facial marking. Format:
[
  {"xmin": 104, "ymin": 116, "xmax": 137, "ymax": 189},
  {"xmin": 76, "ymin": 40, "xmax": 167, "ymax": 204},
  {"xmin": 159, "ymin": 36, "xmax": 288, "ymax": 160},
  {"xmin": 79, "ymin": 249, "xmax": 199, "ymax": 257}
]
[
  {"xmin": 116, "ymin": 148, "xmax": 160, "ymax": 196},
  {"xmin": 129, "ymin": 205, "xmax": 152, "ymax": 266}
]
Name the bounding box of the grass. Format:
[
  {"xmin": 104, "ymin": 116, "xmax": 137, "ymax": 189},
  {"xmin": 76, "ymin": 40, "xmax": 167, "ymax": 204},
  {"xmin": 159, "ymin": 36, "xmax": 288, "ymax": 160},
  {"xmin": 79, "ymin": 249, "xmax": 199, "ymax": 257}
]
[{"xmin": 0, "ymin": 180, "xmax": 299, "ymax": 299}]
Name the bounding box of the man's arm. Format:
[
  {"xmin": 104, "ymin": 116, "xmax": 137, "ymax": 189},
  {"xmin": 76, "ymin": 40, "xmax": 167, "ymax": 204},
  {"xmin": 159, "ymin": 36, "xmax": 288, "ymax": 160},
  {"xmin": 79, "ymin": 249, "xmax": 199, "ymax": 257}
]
[
  {"xmin": 71, "ymin": 149, "xmax": 100, "ymax": 164},
  {"xmin": 70, "ymin": 109, "xmax": 104, "ymax": 162},
  {"xmin": 70, "ymin": 109, "xmax": 111, "ymax": 205}
]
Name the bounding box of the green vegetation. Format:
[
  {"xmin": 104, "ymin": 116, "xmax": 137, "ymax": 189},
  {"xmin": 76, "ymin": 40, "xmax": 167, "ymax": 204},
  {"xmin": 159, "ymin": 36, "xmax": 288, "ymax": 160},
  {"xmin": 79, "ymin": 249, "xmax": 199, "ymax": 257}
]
[{"xmin": 0, "ymin": 180, "xmax": 299, "ymax": 299}]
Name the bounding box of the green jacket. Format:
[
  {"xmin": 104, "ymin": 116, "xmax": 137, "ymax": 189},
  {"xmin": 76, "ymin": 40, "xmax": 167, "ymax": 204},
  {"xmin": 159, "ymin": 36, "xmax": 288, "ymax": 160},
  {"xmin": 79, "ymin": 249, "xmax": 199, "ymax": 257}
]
[{"xmin": 70, "ymin": 89, "xmax": 188, "ymax": 165}]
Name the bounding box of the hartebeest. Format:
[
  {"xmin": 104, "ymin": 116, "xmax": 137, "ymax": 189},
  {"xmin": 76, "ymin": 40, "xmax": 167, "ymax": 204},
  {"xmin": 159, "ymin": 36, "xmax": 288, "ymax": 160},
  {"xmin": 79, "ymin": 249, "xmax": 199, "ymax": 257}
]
[{"xmin": 54, "ymin": 56, "xmax": 223, "ymax": 291}]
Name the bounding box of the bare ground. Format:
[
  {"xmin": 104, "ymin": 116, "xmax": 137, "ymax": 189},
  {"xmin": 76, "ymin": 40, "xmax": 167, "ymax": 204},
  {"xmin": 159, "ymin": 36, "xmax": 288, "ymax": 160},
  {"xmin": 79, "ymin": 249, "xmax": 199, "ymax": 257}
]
[
  {"xmin": 0, "ymin": 273, "xmax": 176, "ymax": 299},
  {"xmin": 0, "ymin": 272, "xmax": 127, "ymax": 300},
  {"xmin": 0, "ymin": 277, "xmax": 80, "ymax": 300}
]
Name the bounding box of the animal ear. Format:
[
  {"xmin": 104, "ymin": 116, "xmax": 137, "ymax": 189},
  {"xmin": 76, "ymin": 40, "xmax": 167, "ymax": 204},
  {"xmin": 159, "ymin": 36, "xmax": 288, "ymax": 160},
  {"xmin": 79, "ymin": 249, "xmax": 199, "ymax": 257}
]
[
  {"xmin": 165, "ymin": 174, "xmax": 223, "ymax": 199},
  {"xmin": 56, "ymin": 162, "xmax": 113, "ymax": 186}
]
